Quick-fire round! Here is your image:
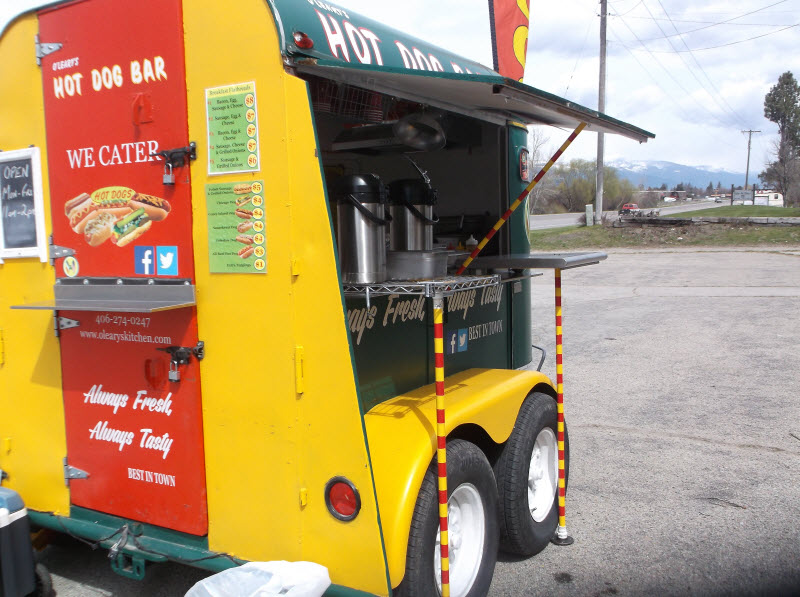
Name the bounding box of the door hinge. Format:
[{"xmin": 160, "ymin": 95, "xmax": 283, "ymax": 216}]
[
  {"xmin": 63, "ymin": 457, "xmax": 89, "ymax": 486},
  {"xmin": 49, "ymin": 235, "xmax": 75, "ymax": 265},
  {"xmin": 54, "ymin": 315, "xmax": 80, "ymax": 337},
  {"xmin": 35, "ymin": 34, "xmax": 63, "ymax": 66},
  {"xmin": 295, "ymin": 346, "xmax": 305, "ymax": 394}
]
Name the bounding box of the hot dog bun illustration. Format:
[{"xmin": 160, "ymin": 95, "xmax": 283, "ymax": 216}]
[
  {"xmin": 112, "ymin": 208, "xmax": 151, "ymax": 247},
  {"xmin": 83, "ymin": 211, "xmax": 119, "ymax": 247},
  {"xmin": 129, "ymin": 193, "xmax": 171, "ymax": 221},
  {"xmin": 63, "ymin": 187, "xmax": 171, "ymax": 247},
  {"xmin": 233, "ymin": 183, "xmax": 252, "ymax": 195},
  {"xmin": 64, "ymin": 192, "xmax": 91, "ymax": 216}
]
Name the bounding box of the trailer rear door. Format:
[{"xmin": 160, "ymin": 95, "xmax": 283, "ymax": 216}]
[{"xmin": 38, "ymin": 0, "xmax": 208, "ymax": 535}]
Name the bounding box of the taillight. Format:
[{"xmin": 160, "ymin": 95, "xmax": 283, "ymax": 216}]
[
  {"xmin": 293, "ymin": 31, "xmax": 314, "ymax": 50},
  {"xmin": 325, "ymin": 477, "xmax": 361, "ymax": 521}
]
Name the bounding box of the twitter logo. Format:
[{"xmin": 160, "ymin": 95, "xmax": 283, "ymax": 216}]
[
  {"xmin": 156, "ymin": 246, "xmax": 178, "ymax": 276},
  {"xmin": 457, "ymin": 329, "xmax": 468, "ymax": 353}
]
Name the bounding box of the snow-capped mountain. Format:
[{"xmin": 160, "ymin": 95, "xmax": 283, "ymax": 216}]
[{"xmin": 609, "ymin": 160, "xmax": 746, "ymax": 190}]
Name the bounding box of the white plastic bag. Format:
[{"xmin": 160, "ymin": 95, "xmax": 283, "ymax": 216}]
[{"xmin": 185, "ymin": 561, "xmax": 331, "ymax": 597}]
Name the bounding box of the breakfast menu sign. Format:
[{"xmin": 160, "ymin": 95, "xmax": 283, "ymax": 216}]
[{"xmin": 39, "ymin": 0, "xmax": 194, "ymax": 280}]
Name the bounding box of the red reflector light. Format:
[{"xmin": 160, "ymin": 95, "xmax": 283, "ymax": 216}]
[
  {"xmin": 325, "ymin": 477, "xmax": 361, "ymax": 521},
  {"xmin": 293, "ymin": 31, "xmax": 314, "ymax": 50}
]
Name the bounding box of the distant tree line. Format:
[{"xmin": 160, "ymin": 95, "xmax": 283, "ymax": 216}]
[{"xmin": 526, "ymin": 159, "xmax": 731, "ymax": 214}]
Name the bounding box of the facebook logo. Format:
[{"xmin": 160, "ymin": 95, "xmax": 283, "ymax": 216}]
[
  {"xmin": 134, "ymin": 246, "xmax": 154, "ymax": 275},
  {"xmin": 457, "ymin": 328, "xmax": 469, "ymax": 353},
  {"xmin": 157, "ymin": 246, "xmax": 179, "ymax": 276},
  {"xmin": 446, "ymin": 331, "xmax": 458, "ymax": 355}
]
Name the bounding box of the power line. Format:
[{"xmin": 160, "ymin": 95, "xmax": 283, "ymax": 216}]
[
  {"xmin": 624, "ymin": 1, "xmax": 745, "ymax": 128},
  {"xmin": 610, "ymin": 17, "xmax": 738, "ymax": 129},
  {"xmin": 645, "ymin": 22, "xmax": 799, "ymax": 52},
  {"xmin": 614, "ymin": 0, "xmax": 790, "ymax": 42},
  {"xmin": 563, "ymin": 17, "xmax": 595, "ymax": 97},
  {"xmin": 653, "ymin": 0, "xmax": 750, "ymax": 128}
]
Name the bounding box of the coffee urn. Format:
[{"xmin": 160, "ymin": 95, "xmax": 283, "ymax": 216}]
[
  {"xmin": 388, "ymin": 178, "xmax": 437, "ymax": 251},
  {"xmin": 330, "ymin": 174, "xmax": 390, "ymax": 283}
]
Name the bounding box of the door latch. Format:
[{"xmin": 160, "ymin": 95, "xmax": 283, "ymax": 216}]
[
  {"xmin": 151, "ymin": 143, "xmax": 196, "ymax": 186},
  {"xmin": 157, "ymin": 341, "xmax": 204, "ymax": 383}
]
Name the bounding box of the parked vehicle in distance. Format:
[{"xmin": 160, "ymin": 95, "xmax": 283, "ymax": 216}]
[{"xmin": 619, "ymin": 203, "xmax": 640, "ymax": 215}]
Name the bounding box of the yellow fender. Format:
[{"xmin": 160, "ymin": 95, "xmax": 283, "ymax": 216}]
[{"xmin": 364, "ymin": 368, "xmax": 554, "ymax": 588}]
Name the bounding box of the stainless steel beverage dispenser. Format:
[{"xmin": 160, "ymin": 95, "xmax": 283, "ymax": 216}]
[
  {"xmin": 388, "ymin": 178, "xmax": 437, "ymax": 250},
  {"xmin": 330, "ymin": 174, "xmax": 390, "ymax": 283}
]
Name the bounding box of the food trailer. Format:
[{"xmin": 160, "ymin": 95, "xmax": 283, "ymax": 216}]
[{"xmin": 0, "ymin": 0, "xmax": 652, "ymax": 594}]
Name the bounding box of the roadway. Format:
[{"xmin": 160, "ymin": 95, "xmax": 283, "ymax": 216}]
[{"xmin": 528, "ymin": 199, "xmax": 726, "ymax": 230}]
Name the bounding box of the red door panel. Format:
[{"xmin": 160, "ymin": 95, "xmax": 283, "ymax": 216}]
[
  {"xmin": 39, "ymin": 0, "xmax": 207, "ymax": 535},
  {"xmin": 58, "ymin": 309, "xmax": 207, "ymax": 535}
]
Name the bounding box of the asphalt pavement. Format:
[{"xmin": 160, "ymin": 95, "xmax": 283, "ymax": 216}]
[
  {"xmin": 38, "ymin": 247, "xmax": 800, "ymax": 596},
  {"xmin": 490, "ymin": 247, "xmax": 800, "ymax": 596}
]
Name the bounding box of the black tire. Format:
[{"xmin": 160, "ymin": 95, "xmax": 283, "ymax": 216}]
[
  {"xmin": 494, "ymin": 391, "xmax": 570, "ymax": 556},
  {"xmin": 394, "ymin": 439, "xmax": 499, "ymax": 597}
]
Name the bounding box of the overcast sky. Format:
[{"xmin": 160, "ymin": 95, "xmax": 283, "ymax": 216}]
[
  {"xmin": 4, "ymin": 0, "xmax": 798, "ymax": 175},
  {"xmin": 333, "ymin": 0, "xmax": 800, "ymax": 175}
]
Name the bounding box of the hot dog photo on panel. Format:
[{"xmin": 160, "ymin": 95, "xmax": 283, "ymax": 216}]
[{"xmin": 62, "ymin": 186, "xmax": 172, "ymax": 248}]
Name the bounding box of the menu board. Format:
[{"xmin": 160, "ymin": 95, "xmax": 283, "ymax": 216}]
[
  {"xmin": 206, "ymin": 82, "xmax": 260, "ymax": 175},
  {"xmin": 0, "ymin": 147, "xmax": 47, "ymax": 262},
  {"xmin": 206, "ymin": 181, "xmax": 266, "ymax": 273}
]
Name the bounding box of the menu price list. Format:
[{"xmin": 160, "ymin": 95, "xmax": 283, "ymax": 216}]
[
  {"xmin": 206, "ymin": 181, "xmax": 266, "ymax": 273},
  {"xmin": 206, "ymin": 82, "xmax": 260, "ymax": 175}
]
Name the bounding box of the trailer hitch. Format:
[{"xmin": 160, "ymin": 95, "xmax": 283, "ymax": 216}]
[{"xmin": 157, "ymin": 341, "xmax": 204, "ymax": 382}]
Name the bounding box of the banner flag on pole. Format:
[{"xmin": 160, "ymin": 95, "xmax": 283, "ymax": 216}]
[{"xmin": 487, "ymin": 0, "xmax": 531, "ymax": 81}]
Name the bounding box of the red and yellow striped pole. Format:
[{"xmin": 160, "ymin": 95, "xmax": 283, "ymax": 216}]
[
  {"xmin": 552, "ymin": 268, "xmax": 574, "ymax": 545},
  {"xmin": 433, "ymin": 294, "xmax": 451, "ymax": 595},
  {"xmin": 455, "ymin": 122, "xmax": 587, "ymax": 276}
]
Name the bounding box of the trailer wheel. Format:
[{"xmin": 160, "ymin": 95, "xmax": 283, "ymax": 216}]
[
  {"xmin": 395, "ymin": 439, "xmax": 499, "ymax": 597},
  {"xmin": 494, "ymin": 391, "xmax": 569, "ymax": 556}
]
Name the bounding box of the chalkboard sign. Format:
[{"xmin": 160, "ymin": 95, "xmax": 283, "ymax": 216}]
[{"xmin": 0, "ymin": 147, "xmax": 47, "ymax": 262}]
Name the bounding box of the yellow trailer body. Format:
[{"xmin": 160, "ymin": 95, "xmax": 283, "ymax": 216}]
[{"xmin": 0, "ymin": 1, "xmax": 651, "ymax": 594}]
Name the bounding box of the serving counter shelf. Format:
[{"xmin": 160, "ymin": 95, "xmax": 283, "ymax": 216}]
[
  {"xmin": 343, "ymin": 273, "xmax": 501, "ymax": 305},
  {"xmin": 459, "ymin": 251, "xmax": 607, "ymax": 271},
  {"xmin": 11, "ymin": 277, "xmax": 196, "ymax": 313}
]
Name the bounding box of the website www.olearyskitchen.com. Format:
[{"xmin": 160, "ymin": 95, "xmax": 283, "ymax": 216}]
[{"xmin": 79, "ymin": 330, "xmax": 172, "ymax": 345}]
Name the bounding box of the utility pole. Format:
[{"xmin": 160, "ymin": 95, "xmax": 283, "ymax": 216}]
[
  {"xmin": 595, "ymin": 0, "xmax": 607, "ymax": 224},
  {"xmin": 741, "ymin": 129, "xmax": 760, "ymax": 190}
]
